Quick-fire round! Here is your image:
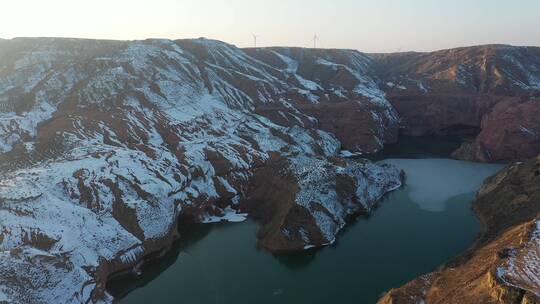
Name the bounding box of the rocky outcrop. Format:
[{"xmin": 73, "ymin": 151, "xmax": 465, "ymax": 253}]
[
  {"xmin": 372, "ymin": 45, "xmax": 540, "ymax": 161},
  {"xmin": 0, "ymin": 38, "xmax": 402, "ymax": 303},
  {"xmin": 377, "ymin": 155, "xmax": 540, "ymax": 304},
  {"xmin": 452, "ymin": 96, "xmax": 540, "ymax": 162},
  {"xmin": 242, "ymin": 154, "xmax": 402, "ymax": 251}
]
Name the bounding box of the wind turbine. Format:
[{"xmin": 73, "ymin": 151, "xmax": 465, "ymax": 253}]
[
  {"xmin": 252, "ymin": 34, "xmax": 259, "ymax": 48},
  {"xmin": 312, "ymin": 34, "xmax": 319, "ymax": 49}
]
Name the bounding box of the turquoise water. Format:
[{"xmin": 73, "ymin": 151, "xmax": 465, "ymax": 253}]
[{"xmin": 108, "ymin": 139, "xmax": 503, "ymax": 304}]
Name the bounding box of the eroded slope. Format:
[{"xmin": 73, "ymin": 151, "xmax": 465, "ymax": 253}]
[{"xmin": 373, "ymin": 45, "xmax": 540, "ymax": 162}]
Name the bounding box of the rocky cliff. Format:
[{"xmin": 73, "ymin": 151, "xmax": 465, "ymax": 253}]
[
  {"xmin": 378, "ymin": 155, "xmax": 540, "ymax": 304},
  {"xmin": 373, "ymin": 45, "xmax": 540, "ymax": 162}
]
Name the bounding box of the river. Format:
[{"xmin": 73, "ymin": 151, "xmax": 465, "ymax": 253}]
[{"xmin": 108, "ymin": 137, "xmax": 504, "ymax": 303}]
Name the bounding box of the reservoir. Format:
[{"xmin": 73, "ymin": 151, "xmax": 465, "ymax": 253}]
[{"xmin": 108, "ymin": 137, "xmax": 504, "ymax": 303}]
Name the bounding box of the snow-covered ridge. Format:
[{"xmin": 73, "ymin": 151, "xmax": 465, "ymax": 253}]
[
  {"xmin": 0, "ymin": 38, "xmax": 402, "ymax": 303},
  {"xmin": 372, "ymin": 44, "xmax": 540, "ymax": 94},
  {"xmin": 246, "ymin": 47, "xmax": 391, "ymax": 105},
  {"xmin": 287, "ymin": 155, "xmax": 401, "ymax": 246}
]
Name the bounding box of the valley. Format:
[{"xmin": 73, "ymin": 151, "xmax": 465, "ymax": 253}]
[
  {"xmin": 107, "ymin": 138, "xmax": 503, "ymax": 304},
  {"xmin": 0, "ymin": 38, "xmax": 538, "ymax": 303}
]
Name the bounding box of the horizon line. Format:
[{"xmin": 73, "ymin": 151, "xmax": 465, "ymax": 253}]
[{"xmin": 1, "ymin": 35, "xmax": 539, "ymax": 54}]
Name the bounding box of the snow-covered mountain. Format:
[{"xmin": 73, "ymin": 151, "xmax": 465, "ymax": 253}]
[
  {"xmin": 1, "ymin": 38, "xmax": 539, "ymax": 303},
  {"xmin": 0, "ymin": 38, "xmax": 402, "ymax": 303}
]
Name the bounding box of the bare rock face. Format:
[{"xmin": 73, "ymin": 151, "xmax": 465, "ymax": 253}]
[
  {"xmin": 373, "ymin": 45, "xmax": 540, "ymax": 161},
  {"xmin": 452, "ymin": 96, "xmax": 540, "ymax": 162},
  {"xmin": 242, "ymin": 154, "xmax": 402, "ymax": 251},
  {"xmin": 0, "ymin": 38, "xmax": 402, "ymax": 303},
  {"xmin": 377, "ymin": 155, "xmax": 540, "ymax": 304}
]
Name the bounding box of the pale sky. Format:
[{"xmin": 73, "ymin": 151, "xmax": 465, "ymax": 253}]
[{"xmin": 1, "ymin": 0, "xmax": 539, "ymax": 53}]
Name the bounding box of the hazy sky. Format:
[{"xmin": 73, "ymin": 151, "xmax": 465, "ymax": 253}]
[{"xmin": 1, "ymin": 0, "xmax": 539, "ymax": 52}]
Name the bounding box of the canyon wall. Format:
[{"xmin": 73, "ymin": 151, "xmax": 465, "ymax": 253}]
[{"xmin": 373, "ymin": 45, "xmax": 540, "ymax": 162}]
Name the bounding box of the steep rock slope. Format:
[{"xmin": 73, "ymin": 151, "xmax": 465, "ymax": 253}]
[
  {"xmin": 0, "ymin": 38, "xmax": 401, "ymax": 303},
  {"xmin": 372, "ymin": 45, "xmax": 540, "ymax": 162},
  {"xmin": 378, "ymin": 155, "xmax": 540, "ymax": 304},
  {"xmin": 453, "ymin": 96, "xmax": 540, "ymax": 162},
  {"xmin": 246, "ymin": 47, "xmax": 399, "ymax": 153}
]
